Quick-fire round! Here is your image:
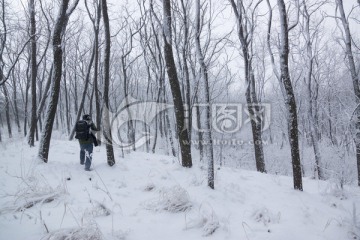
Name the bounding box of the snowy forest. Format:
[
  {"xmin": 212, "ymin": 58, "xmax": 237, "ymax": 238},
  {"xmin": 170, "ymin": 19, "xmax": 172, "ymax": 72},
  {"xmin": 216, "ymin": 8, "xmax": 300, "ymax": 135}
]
[{"xmin": 0, "ymin": 0, "xmax": 360, "ymax": 239}]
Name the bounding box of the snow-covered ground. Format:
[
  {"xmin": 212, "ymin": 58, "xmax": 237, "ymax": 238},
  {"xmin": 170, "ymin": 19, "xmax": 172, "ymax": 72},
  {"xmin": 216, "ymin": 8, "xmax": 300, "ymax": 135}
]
[{"xmin": 0, "ymin": 138, "xmax": 359, "ymax": 240}]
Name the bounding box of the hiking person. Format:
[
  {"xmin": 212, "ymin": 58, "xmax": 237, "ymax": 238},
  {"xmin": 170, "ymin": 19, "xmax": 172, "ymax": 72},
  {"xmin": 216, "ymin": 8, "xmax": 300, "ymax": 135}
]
[{"xmin": 75, "ymin": 114, "xmax": 99, "ymax": 171}]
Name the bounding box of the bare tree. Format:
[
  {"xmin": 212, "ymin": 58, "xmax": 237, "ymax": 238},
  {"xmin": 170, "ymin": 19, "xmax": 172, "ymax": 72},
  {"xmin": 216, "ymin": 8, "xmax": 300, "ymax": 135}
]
[
  {"xmin": 101, "ymin": 0, "xmax": 115, "ymax": 166},
  {"xmin": 335, "ymin": 0, "xmax": 360, "ymax": 186},
  {"xmin": 299, "ymin": 0, "xmax": 326, "ymax": 179},
  {"xmin": 229, "ymin": 0, "xmax": 266, "ymax": 173},
  {"xmin": 280, "ymin": 0, "xmax": 303, "ymax": 190},
  {"xmin": 276, "ymin": 0, "xmax": 303, "ymax": 190},
  {"xmin": 84, "ymin": 0, "xmax": 102, "ymax": 145},
  {"xmin": 116, "ymin": 14, "xmax": 144, "ymax": 152},
  {"xmin": 195, "ymin": 0, "xmax": 214, "ymax": 188},
  {"xmin": 38, "ymin": 0, "xmax": 80, "ymax": 162},
  {"xmin": 68, "ymin": 43, "xmax": 95, "ymax": 140},
  {"xmin": 28, "ymin": 0, "xmax": 38, "ymax": 147},
  {"xmin": 67, "ymin": 1, "xmax": 100, "ymax": 141},
  {"xmin": 173, "ymin": 0, "xmax": 192, "ymax": 137},
  {"xmin": 162, "ymin": 0, "xmax": 192, "ymax": 168},
  {"xmin": 0, "ymin": 1, "xmax": 34, "ymax": 87}
]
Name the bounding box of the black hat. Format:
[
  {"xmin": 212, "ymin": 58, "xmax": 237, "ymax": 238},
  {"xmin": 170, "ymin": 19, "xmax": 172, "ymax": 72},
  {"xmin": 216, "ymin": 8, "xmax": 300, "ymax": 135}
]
[{"xmin": 83, "ymin": 114, "xmax": 91, "ymax": 121}]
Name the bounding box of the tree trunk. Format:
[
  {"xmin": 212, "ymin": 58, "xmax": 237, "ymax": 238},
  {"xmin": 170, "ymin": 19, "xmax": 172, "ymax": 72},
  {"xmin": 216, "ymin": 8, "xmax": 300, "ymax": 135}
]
[
  {"xmin": 62, "ymin": 48, "xmax": 70, "ymax": 135},
  {"xmin": 58, "ymin": 86, "xmax": 64, "ymax": 129},
  {"xmin": 162, "ymin": 0, "xmax": 192, "ymax": 168},
  {"xmin": 180, "ymin": 0, "xmax": 191, "ymax": 141},
  {"xmin": 23, "ymin": 61, "xmax": 31, "ymax": 136},
  {"xmin": 101, "ymin": 0, "xmax": 115, "ymax": 166},
  {"xmin": 36, "ymin": 65, "xmax": 53, "ymax": 127},
  {"xmin": 229, "ymin": 0, "xmax": 266, "ymax": 173},
  {"xmin": 38, "ymin": 0, "xmax": 76, "ymax": 162},
  {"xmin": 2, "ymin": 85, "xmax": 12, "ymax": 138},
  {"xmin": 85, "ymin": 0, "xmax": 102, "ymax": 145},
  {"xmin": 28, "ymin": 0, "xmax": 37, "ymax": 147},
  {"xmin": 11, "ymin": 70, "xmax": 21, "ymax": 132},
  {"xmin": 73, "ymin": 66, "xmax": 78, "ymax": 113},
  {"xmin": 165, "ymin": 96, "xmax": 176, "ymax": 157},
  {"xmin": 306, "ymin": 65, "xmax": 323, "ymax": 179},
  {"xmin": 195, "ymin": 0, "xmax": 214, "ymax": 189},
  {"xmin": 121, "ymin": 56, "xmax": 136, "ymax": 152},
  {"xmin": 278, "ymin": 0, "xmax": 303, "ymax": 191},
  {"xmin": 196, "ymin": 98, "xmax": 204, "ymax": 162}
]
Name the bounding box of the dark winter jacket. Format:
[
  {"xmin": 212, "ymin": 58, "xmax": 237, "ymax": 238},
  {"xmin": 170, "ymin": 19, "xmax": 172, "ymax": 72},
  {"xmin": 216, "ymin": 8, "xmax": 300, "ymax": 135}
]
[{"xmin": 78, "ymin": 121, "xmax": 99, "ymax": 145}]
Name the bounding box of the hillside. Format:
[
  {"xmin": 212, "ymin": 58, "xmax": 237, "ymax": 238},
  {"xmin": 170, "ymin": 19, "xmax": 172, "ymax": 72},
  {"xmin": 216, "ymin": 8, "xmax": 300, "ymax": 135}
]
[{"xmin": 0, "ymin": 139, "xmax": 359, "ymax": 240}]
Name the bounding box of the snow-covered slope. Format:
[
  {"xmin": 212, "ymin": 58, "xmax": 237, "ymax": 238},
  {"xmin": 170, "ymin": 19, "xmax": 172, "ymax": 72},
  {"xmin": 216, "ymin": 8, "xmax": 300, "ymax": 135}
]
[{"xmin": 0, "ymin": 139, "xmax": 359, "ymax": 240}]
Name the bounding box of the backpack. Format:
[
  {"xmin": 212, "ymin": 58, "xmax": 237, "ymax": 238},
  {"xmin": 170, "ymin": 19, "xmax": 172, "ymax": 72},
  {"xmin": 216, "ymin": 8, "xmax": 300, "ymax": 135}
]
[{"xmin": 75, "ymin": 120, "xmax": 90, "ymax": 140}]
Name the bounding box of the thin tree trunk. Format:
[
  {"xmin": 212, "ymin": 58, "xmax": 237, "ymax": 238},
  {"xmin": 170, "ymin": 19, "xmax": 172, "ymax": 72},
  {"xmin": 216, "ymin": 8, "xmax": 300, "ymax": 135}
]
[
  {"xmin": 196, "ymin": 96, "xmax": 204, "ymax": 161},
  {"xmin": 85, "ymin": 0, "xmax": 102, "ymax": 145},
  {"xmin": 89, "ymin": 82, "xmax": 94, "ymax": 114},
  {"xmin": 306, "ymin": 67, "xmax": 322, "ymax": 179},
  {"xmin": 59, "ymin": 86, "xmax": 64, "ymax": 129},
  {"xmin": 23, "ymin": 60, "xmax": 31, "ymax": 136},
  {"xmin": 2, "ymin": 85, "xmax": 12, "ymax": 138},
  {"xmin": 165, "ymin": 99, "xmax": 176, "ymax": 157},
  {"xmin": 327, "ymin": 94, "xmax": 336, "ymax": 145},
  {"xmin": 62, "ymin": 48, "xmax": 70, "ymax": 135},
  {"xmin": 195, "ymin": 0, "xmax": 214, "ymax": 189},
  {"xmin": 73, "ymin": 68, "xmax": 78, "ymax": 113},
  {"xmin": 302, "ymin": 2, "xmax": 323, "ymax": 180},
  {"xmin": 36, "ymin": 65, "xmax": 53, "ymax": 127},
  {"xmin": 152, "ymin": 86, "xmax": 162, "ymax": 153},
  {"xmin": 11, "ymin": 70, "xmax": 20, "ymax": 132},
  {"xmin": 28, "ymin": 0, "xmax": 37, "ymax": 146},
  {"xmin": 122, "ymin": 56, "xmax": 135, "ymax": 152}
]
